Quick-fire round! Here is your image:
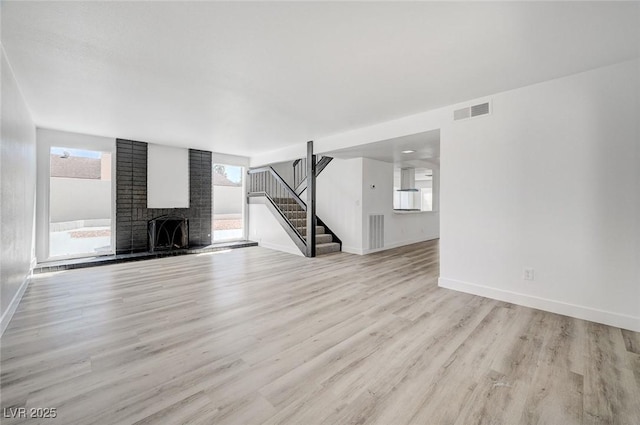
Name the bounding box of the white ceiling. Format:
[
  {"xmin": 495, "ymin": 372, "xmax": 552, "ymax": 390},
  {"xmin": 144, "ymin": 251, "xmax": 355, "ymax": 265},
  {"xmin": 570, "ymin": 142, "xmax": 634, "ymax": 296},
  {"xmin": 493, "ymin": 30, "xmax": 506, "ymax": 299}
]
[
  {"xmin": 2, "ymin": 2, "xmax": 639, "ymax": 157},
  {"xmin": 326, "ymin": 129, "xmax": 440, "ymax": 168}
]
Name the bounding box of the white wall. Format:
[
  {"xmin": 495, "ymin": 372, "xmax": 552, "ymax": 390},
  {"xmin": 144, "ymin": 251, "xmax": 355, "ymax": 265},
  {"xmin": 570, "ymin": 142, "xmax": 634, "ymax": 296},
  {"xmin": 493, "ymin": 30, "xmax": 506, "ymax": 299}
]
[
  {"xmin": 212, "ymin": 152, "xmax": 250, "ymax": 168},
  {"xmin": 147, "ymin": 143, "xmax": 189, "ymax": 208},
  {"xmin": 1, "ymin": 49, "xmax": 37, "ymax": 334},
  {"xmin": 440, "ymin": 60, "xmax": 640, "ymax": 331},
  {"xmin": 50, "ymin": 178, "xmax": 111, "ymax": 222},
  {"xmin": 362, "ymin": 158, "xmax": 440, "ymax": 254},
  {"xmin": 250, "ymin": 143, "xmax": 306, "ymax": 168},
  {"xmin": 270, "ymin": 160, "xmax": 296, "ymax": 188},
  {"xmin": 248, "ymin": 203, "xmax": 303, "ymax": 256},
  {"xmin": 316, "ymin": 158, "xmax": 363, "ymax": 254},
  {"xmin": 281, "ymin": 59, "xmax": 638, "ymax": 331}
]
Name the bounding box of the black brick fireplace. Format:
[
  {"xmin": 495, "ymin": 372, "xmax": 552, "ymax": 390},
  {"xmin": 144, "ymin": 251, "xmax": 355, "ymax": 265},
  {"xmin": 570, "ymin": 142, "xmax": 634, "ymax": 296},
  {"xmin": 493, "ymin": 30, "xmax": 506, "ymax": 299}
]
[{"xmin": 115, "ymin": 139, "xmax": 212, "ymax": 254}]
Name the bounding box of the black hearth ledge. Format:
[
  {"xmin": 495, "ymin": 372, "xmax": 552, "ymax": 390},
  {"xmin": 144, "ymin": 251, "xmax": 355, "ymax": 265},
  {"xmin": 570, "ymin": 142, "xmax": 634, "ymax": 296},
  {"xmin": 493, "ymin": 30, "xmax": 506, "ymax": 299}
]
[{"xmin": 34, "ymin": 240, "xmax": 258, "ymax": 274}]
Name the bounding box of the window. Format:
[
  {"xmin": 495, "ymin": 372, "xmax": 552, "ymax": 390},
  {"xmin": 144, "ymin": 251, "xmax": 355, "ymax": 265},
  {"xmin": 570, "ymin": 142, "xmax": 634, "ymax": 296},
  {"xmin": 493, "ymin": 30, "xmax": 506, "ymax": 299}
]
[
  {"xmin": 212, "ymin": 164, "xmax": 245, "ymax": 241},
  {"xmin": 49, "ymin": 147, "xmax": 113, "ymax": 258}
]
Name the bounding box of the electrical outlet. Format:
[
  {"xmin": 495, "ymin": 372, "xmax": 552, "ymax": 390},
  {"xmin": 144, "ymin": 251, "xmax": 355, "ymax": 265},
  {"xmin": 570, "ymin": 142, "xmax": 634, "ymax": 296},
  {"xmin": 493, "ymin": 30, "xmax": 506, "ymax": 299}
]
[{"xmin": 523, "ymin": 268, "xmax": 535, "ymax": 281}]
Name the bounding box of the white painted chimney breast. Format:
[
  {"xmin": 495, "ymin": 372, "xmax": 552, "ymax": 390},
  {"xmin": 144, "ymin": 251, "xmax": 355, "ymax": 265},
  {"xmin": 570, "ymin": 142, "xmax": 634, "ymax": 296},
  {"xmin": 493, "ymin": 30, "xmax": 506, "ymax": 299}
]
[{"xmin": 147, "ymin": 144, "xmax": 189, "ymax": 209}]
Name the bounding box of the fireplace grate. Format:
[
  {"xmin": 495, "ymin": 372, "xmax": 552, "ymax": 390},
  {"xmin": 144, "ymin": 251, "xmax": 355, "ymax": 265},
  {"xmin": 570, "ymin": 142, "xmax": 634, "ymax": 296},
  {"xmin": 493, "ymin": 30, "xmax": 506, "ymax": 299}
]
[{"xmin": 148, "ymin": 216, "xmax": 189, "ymax": 252}]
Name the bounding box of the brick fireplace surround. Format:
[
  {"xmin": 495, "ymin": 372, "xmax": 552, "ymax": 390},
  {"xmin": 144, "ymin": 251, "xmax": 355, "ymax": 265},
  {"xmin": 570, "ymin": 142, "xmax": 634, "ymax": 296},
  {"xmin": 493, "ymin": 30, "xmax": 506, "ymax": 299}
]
[{"xmin": 115, "ymin": 139, "xmax": 212, "ymax": 254}]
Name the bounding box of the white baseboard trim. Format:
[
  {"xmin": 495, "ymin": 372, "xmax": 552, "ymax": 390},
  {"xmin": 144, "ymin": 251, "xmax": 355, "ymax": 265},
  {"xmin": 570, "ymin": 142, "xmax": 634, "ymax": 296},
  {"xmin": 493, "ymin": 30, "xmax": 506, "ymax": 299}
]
[
  {"xmin": 259, "ymin": 241, "xmax": 304, "ymax": 257},
  {"xmin": 362, "ymin": 236, "xmax": 439, "ymax": 255},
  {"xmin": 1, "ymin": 274, "xmax": 31, "ymax": 337},
  {"xmin": 341, "ymin": 245, "xmax": 364, "ymax": 255},
  {"xmin": 438, "ymin": 277, "xmax": 640, "ymax": 332}
]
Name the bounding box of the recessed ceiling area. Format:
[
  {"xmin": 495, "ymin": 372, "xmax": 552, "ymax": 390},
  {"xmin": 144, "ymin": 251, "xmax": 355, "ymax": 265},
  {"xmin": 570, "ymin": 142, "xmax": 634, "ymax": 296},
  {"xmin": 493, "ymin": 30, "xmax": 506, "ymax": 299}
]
[
  {"xmin": 2, "ymin": 2, "xmax": 639, "ymax": 157},
  {"xmin": 325, "ymin": 129, "xmax": 440, "ymax": 169}
]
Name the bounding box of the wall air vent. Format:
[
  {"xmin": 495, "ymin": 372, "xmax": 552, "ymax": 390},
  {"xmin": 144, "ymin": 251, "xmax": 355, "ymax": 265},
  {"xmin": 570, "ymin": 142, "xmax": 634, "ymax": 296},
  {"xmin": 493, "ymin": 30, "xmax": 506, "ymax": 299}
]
[
  {"xmin": 369, "ymin": 214, "xmax": 384, "ymax": 250},
  {"xmin": 453, "ymin": 101, "xmax": 491, "ymax": 121}
]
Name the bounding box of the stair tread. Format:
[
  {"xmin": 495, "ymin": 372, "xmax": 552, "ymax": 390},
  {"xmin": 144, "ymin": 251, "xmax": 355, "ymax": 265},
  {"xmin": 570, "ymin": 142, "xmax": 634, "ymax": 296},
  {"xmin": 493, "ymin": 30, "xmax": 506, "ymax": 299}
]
[
  {"xmin": 311, "ymin": 234, "xmax": 333, "ymax": 243},
  {"xmin": 296, "ymin": 226, "xmax": 326, "ymax": 234},
  {"xmin": 316, "ymin": 242, "xmax": 341, "ymax": 255}
]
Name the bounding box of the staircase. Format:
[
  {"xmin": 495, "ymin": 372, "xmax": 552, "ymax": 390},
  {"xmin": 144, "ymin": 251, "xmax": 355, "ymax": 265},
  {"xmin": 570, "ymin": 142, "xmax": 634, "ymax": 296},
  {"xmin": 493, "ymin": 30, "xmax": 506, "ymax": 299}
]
[
  {"xmin": 272, "ymin": 197, "xmax": 340, "ymax": 255},
  {"xmin": 248, "ymin": 164, "xmax": 341, "ymax": 257}
]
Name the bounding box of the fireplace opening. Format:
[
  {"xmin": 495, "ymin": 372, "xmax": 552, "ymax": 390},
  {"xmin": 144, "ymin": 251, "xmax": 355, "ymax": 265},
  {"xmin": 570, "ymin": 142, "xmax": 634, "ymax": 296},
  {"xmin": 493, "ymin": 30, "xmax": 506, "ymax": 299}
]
[{"xmin": 148, "ymin": 216, "xmax": 189, "ymax": 252}]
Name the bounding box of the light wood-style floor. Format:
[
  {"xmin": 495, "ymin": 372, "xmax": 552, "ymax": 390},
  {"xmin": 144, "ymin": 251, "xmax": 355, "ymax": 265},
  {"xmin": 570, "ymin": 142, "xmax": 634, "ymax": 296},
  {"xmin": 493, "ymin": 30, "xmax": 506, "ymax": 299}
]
[{"xmin": 1, "ymin": 241, "xmax": 639, "ymax": 425}]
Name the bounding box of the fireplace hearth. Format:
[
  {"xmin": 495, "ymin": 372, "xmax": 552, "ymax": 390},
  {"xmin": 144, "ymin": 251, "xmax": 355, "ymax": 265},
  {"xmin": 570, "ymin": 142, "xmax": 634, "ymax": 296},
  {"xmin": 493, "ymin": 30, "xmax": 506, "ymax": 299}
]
[{"xmin": 148, "ymin": 216, "xmax": 189, "ymax": 252}]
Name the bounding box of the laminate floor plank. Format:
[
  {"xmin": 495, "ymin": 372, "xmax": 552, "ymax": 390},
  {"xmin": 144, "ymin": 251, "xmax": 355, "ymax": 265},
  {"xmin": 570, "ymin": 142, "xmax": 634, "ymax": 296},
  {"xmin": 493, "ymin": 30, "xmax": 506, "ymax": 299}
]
[
  {"xmin": 1, "ymin": 241, "xmax": 638, "ymax": 424},
  {"xmin": 519, "ymin": 315, "xmax": 585, "ymax": 425},
  {"xmin": 405, "ymin": 304, "xmax": 522, "ymax": 425},
  {"xmin": 347, "ymin": 297, "xmax": 497, "ymax": 425},
  {"xmin": 461, "ymin": 310, "xmax": 552, "ymax": 424},
  {"xmin": 621, "ymin": 329, "xmax": 640, "ymax": 355},
  {"xmin": 583, "ymin": 323, "xmax": 640, "ymax": 425}
]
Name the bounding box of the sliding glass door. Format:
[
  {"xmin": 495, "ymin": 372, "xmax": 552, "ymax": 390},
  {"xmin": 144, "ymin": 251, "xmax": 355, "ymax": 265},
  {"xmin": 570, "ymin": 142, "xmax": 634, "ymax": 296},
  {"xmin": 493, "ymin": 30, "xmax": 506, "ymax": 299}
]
[
  {"xmin": 49, "ymin": 147, "xmax": 113, "ymax": 258},
  {"xmin": 212, "ymin": 164, "xmax": 245, "ymax": 242}
]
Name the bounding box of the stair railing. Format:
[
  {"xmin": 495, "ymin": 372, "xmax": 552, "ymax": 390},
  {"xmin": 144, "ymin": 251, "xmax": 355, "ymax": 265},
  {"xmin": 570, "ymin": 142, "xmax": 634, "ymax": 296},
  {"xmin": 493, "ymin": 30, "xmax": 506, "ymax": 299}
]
[
  {"xmin": 247, "ymin": 166, "xmax": 308, "ymax": 252},
  {"xmin": 293, "ymin": 156, "xmax": 333, "ymax": 196},
  {"xmin": 248, "ymin": 163, "xmax": 343, "ymax": 256},
  {"xmin": 293, "ymin": 158, "xmax": 306, "ymax": 190}
]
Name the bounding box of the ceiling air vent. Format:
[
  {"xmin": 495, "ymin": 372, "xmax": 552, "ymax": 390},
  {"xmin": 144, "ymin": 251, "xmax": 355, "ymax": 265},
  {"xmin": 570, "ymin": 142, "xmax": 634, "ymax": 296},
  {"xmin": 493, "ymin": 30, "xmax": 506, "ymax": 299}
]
[{"xmin": 454, "ymin": 101, "xmax": 491, "ymax": 121}]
